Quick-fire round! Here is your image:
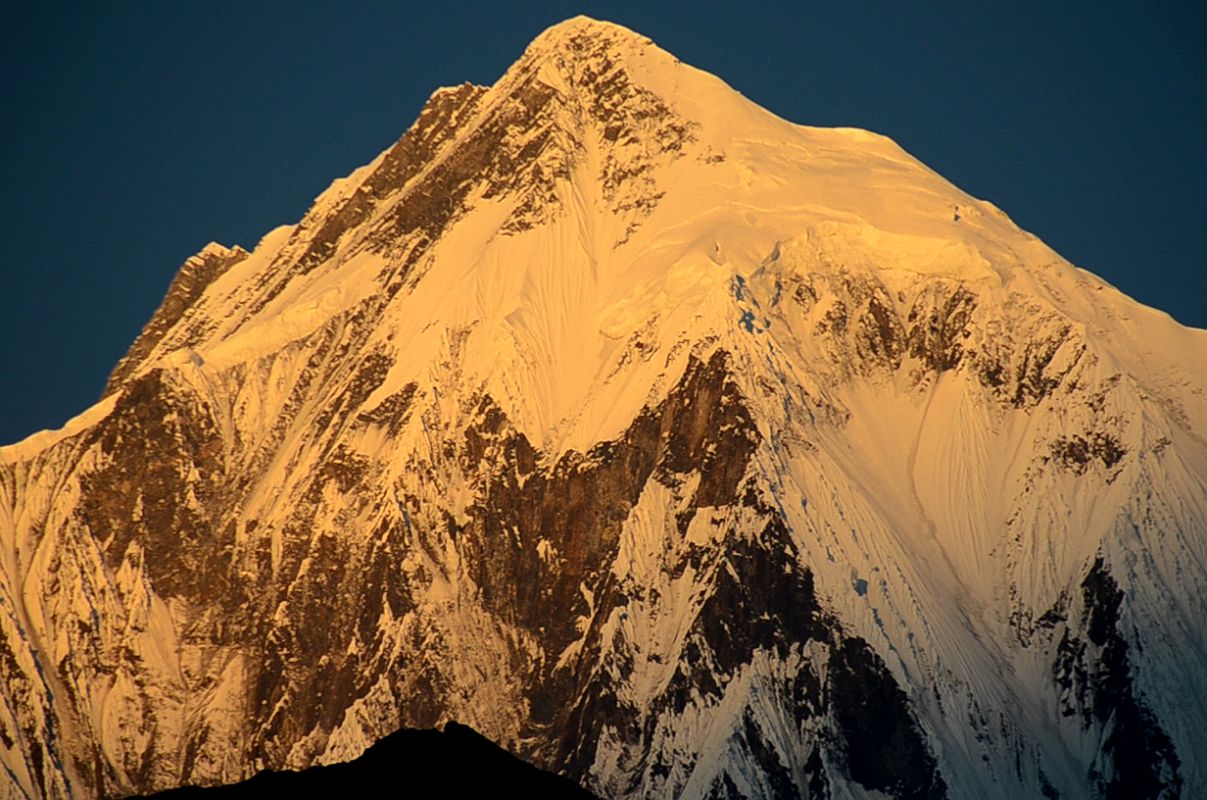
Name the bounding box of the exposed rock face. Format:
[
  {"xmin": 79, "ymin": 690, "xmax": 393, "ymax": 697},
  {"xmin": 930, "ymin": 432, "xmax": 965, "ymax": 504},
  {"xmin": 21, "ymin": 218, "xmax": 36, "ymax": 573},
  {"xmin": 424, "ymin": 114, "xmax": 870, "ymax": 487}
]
[
  {"xmin": 105, "ymin": 244, "xmax": 249, "ymax": 395},
  {"xmin": 3, "ymin": 15, "xmax": 1207, "ymax": 800},
  {"xmin": 1051, "ymin": 560, "xmax": 1182, "ymax": 799}
]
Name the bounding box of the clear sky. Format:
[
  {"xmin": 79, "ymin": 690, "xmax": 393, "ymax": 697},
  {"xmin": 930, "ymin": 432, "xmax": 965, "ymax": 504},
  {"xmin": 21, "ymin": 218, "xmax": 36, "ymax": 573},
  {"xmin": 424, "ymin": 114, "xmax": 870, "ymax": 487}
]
[{"xmin": 3, "ymin": 1, "xmax": 1204, "ymax": 445}]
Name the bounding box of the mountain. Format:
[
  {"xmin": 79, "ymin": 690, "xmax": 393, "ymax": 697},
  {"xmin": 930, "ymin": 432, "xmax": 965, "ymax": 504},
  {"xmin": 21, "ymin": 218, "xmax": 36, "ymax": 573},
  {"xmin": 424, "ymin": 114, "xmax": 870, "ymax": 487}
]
[
  {"xmin": 2, "ymin": 15, "xmax": 1206, "ymax": 800},
  {"xmin": 138, "ymin": 721, "xmax": 597, "ymax": 799}
]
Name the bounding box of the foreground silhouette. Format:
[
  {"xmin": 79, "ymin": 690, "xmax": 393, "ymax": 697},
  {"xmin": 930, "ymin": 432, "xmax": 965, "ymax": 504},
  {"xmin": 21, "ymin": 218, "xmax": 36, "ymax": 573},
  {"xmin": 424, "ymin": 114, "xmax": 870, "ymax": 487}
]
[{"xmin": 139, "ymin": 722, "xmax": 598, "ymax": 799}]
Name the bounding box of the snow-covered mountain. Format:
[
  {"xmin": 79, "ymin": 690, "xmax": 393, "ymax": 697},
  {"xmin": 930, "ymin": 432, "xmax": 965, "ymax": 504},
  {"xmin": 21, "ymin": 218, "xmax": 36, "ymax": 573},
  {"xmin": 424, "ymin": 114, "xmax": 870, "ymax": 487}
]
[{"xmin": 3, "ymin": 16, "xmax": 1206, "ymax": 799}]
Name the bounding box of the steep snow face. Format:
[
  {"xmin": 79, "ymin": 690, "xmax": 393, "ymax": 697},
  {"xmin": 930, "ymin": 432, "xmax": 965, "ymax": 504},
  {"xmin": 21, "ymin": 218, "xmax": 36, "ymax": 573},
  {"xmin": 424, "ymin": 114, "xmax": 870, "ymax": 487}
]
[{"xmin": 2, "ymin": 15, "xmax": 1206, "ymax": 800}]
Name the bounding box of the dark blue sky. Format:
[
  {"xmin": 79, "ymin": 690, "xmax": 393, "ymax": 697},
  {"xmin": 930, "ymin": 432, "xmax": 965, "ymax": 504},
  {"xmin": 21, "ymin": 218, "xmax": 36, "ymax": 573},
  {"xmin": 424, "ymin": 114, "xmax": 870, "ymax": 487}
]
[{"xmin": 3, "ymin": 2, "xmax": 1204, "ymax": 445}]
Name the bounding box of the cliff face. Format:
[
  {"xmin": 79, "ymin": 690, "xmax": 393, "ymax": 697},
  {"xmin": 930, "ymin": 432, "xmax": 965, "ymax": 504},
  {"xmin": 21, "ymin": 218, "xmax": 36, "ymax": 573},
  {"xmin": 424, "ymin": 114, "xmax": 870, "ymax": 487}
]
[{"xmin": 2, "ymin": 16, "xmax": 1206, "ymax": 800}]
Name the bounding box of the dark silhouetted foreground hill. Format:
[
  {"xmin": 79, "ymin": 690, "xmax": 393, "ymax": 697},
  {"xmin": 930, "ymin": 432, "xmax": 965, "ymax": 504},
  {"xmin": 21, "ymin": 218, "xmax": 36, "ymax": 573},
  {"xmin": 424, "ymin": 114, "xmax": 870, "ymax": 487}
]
[{"xmin": 137, "ymin": 722, "xmax": 597, "ymax": 799}]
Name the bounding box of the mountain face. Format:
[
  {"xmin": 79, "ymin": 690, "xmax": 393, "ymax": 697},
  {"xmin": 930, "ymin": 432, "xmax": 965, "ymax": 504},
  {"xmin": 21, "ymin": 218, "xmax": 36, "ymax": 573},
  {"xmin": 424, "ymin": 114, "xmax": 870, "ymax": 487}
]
[{"xmin": 2, "ymin": 16, "xmax": 1206, "ymax": 800}]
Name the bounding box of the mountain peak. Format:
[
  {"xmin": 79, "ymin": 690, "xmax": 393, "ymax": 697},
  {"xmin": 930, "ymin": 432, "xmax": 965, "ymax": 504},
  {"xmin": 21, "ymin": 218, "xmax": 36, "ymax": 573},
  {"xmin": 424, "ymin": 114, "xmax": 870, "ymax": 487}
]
[
  {"xmin": 510, "ymin": 15, "xmax": 671, "ymax": 101},
  {"xmin": 526, "ymin": 16, "xmax": 653, "ymax": 55}
]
